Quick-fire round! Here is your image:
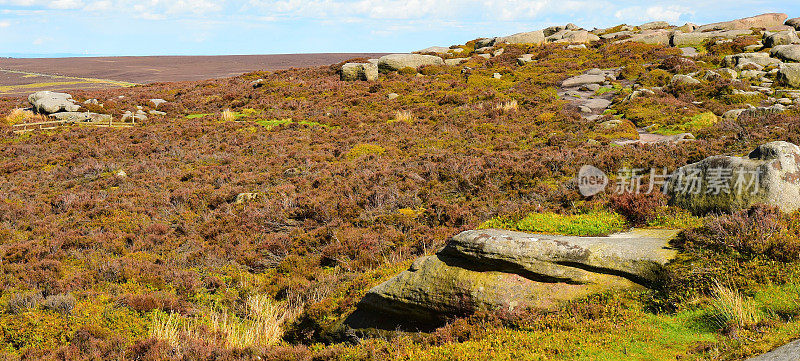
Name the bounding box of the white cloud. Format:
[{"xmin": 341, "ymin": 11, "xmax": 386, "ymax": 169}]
[
  {"xmin": 0, "ymin": 21, "xmax": 9, "ymax": 27},
  {"xmin": 614, "ymin": 5, "xmax": 695, "ymax": 24}
]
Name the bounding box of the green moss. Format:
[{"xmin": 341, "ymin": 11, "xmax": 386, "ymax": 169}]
[
  {"xmin": 480, "ymin": 210, "xmax": 628, "ymax": 236},
  {"xmin": 345, "ymin": 144, "xmax": 386, "ymax": 160}
]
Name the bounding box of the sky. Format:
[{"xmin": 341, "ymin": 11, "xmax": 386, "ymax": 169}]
[{"xmin": 0, "ymin": 1, "xmax": 799, "ymax": 57}]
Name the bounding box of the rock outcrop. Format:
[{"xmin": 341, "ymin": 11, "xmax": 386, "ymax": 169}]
[
  {"xmin": 341, "ymin": 63, "xmax": 379, "ymax": 81},
  {"xmin": 665, "ymin": 141, "xmax": 800, "ymax": 214},
  {"xmin": 28, "ymin": 91, "xmax": 80, "ymax": 114},
  {"xmin": 497, "ymin": 30, "xmax": 545, "ymax": 45},
  {"xmin": 349, "ymin": 228, "xmax": 678, "ymax": 328},
  {"xmin": 377, "ymin": 54, "xmax": 444, "ymax": 73},
  {"xmin": 695, "ymin": 13, "xmax": 788, "ymax": 32}
]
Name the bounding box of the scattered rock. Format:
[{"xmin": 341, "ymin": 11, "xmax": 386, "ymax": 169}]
[
  {"xmin": 680, "ymin": 47, "xmax": 699, "ymax": 58},
  {"xmin": 387, "ymin": 93, "xmax": 399, "ymax": 100},
  {"xmin": 567, "ymin": 44, "xmax": 587, "ymax": 50},
  {"xmin": 377, "ymin": 54, "xmax": 444, "ymax": 73},
  {"xmin": 149, "ymin": 110, "xmax": 167, "ymax": 116},
  {"xmin": 250, "ymin": 79, "xmax": 265, "ymax": 88},
  {"xmin": 115, "ymin": 170, "xmax": 127, "ymax": 178},
  {"xmin": 83, "ymin": 99, "xmax": 99, "ymax": 105},
  {"xmin": 341, "ymin": 63, "xmax": 379, "ymax": 81},
  {"xmin": 671, "ymin": 30, "xmax": 752, "ymax": 47},
  {"xmin": 665, "ymin": 141, "xmax": 800, "ymax": 214},
  {"xmin": 351, "ymin": 228, "xmax": 679, "ymax": 328}
]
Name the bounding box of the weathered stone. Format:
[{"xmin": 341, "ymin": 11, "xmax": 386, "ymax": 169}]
[
  {"xmin": 416, "ymin": 46, "xmax": 451, "ymax": 54},
  {"xmin": 624, "ymin": 29, "xmax": 672, "ymax": 45},
  {"xmin": 778, "ymin": 63, "xmax": 800, "ymax": 87},
  {"xmin": 722, "ymin": 108, "xmax": 748, "ymax": 121},
  {"xmin": 665, "ymin": 141, "xmax": 800, "ymax": 214},
  {"xmin": 444, "ymin": 58, "xmax": 469, "ymax": 66},
  {"xmin": 561, "ymin": 74, "xmax": 606, "ymax": 87},
  {"xmin": 516, "ymin": 54, "xmax": 535, "ymax": 66},
  {"xmin": 497, "ymin": 30, "xmax": 545, "ymax": 45},
  {"xmin": 671, "ymin": 30, "xmax": 752, "ymax": 47},
  {"xmin": 548, "ymin": 30, "xmax": 599, "ymax": 43},
  {"xmin": 724, "ymin": 52, "xmax": 781, "ymax": 68},
  {"xmin": 696, "ymin": 13, "xmax": 788, "ymax": 32},
  {"xmin": 765, "ymin": 30, "xmax": 800, "ymax": 47},
  {"xmin": 28, "ymin": 91, "xmax": 79, "ymax": 114},
  {"xmin": 474, "ymin": 38, "xmax": 496, "ymax": 48},
  {"xmin": 250, "ymin": 79, "xmax": 265, "ymax": 88},
  {"xmin": 341, "ymin": 63, "xmax": 379, "ymax": 81},
  {"xmin": 377, "ymin": 54, "xmax": 444, "ymax": 73},
  {"xmin": 771, "ymin": 45, "xmax": 800, "ymax": 62},
  {"xmin": 787, "ymin": 18, "xmax": 800, "ymax": 31},
  {"xmin": 639, "ymin": 21, "xmax": 670, "ymax": 30},
  {"xmin": 387, "ymin": 93, "xmax": 399, "ymax": 100},
  {"xmin": 354, "ymin": 228, "xmax": 679, "ymax": 326},
  {"xmin": 671, "ymin": 74, "xmax": 701, "ymax": 86}
]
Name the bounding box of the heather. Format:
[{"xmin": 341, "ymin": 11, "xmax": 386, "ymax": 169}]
[{"xmin": 0, "ymin": 37, "xmax": 799, "ymax": 360}]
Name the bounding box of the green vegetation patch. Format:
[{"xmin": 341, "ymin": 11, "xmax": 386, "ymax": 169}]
[{"xmin": 480, "ymin": 210, "xmax": 627, "ymax": 236}]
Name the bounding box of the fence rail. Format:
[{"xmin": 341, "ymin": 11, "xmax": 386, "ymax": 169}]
[{"xmin": 11, "ymin": 117, "xmax": 134, "ymax": 134}]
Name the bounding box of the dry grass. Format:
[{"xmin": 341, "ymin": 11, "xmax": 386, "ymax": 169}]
[
  {"xmin": 4, "ymin": 108, "xmax": 46, "ymax": 126},
  {"xmin": 150, "ymin": 294, "xmax": 299, "ymax": 350},
  {"xmin": 494, "ymin": 100, "xmax": 518, "ymax": 113},
  {"xmin": 710, "ymin": 281, "xmax": 762, "ymax": 329},
  {"xmin": 220, "ymin": 109, "xmax": 237, "ymax": 122},
  {"xmin": 390, "ymin": 110, "xmax": 416, "ymax": 124}
]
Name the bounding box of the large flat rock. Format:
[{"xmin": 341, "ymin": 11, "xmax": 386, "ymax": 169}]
[{"xmin": 350, "ymin": 228, "xmax": 679, "ymax": 329}]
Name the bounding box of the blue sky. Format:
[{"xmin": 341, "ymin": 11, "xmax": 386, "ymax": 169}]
[{"xmin": 0, "ymin": 1, "xmax": 799, "ymax": 57}]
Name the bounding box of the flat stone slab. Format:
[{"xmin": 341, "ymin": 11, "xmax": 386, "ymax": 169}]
[{"xmin": 350, "ymin": 228, "xmax": 680, "ymax": 329}]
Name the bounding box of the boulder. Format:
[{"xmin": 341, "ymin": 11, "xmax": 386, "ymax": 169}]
[
  {"xmin": 516, "ymin": 54, "xmax": 535, "ymax": 66},
  {"xmin": 778, "ymin": 63, "xmax": 800, "ymax": 87},
  {"xmin": 474, "ymin": 38, "xmax": 496, "ymax": 48},
  {"xmin": 665, "ymin": 141, "xmax": 800, "ymax": 214},
  {"xmin": 639, "ymin": 21, "xmax": 670, "ymax": 30},
  {"xmin": 671, "ymin": 30, "xmax": 752, "ymax": 47},
  {"xmin": 695, "ymin": 13, "xmax": 788, "ymax": 32},
  {"xmin": 28, "ymin": 91, "xmax": 80, "ymax": 114},
  {"xmin": 377, "ymin": 54, "xmax": 444, "ymax": 73},
  {"xmin": 351, "ymin": 229, "xmax": 679, "ymax": 327},
  {"xmin": 250, "ymin": 79, "xmax": 265, "ymax": 88},
  {"xmin": 765, "ymin": 30, "xmax": 800, "ymax": 47},
  {"xmin": 548, "ymin": 30, "xmax": 600, "ymax": 43},
  {"xmin": 722, "ymin": 108, "xmax": 747, "ymax": 121},
  {"xmin": 787, "ymin": 18, "xmax": 800, "ymax": 31},
  {"xmin": 616, "ymin": 29, "xmax": 671, "ymax": 45},
  {"xmin": 341, "ymin": 63, "xmax": 379, "ymax": 81},
  {"xmin": 497, "ymin": 30, "xmax": 545, "ymax": 45},
  {"xmin": 724, "ymin": 52, "xmax": 781, "ymax": 68},
  {"xmin": 600, "ymin": 30, "xmax": 633, "ymax": 40},
  {"xmin": 771, "ymin": 45, "xmax": 800, "ymax": 62}
]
